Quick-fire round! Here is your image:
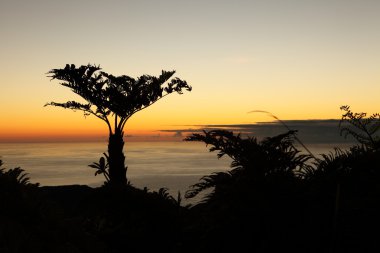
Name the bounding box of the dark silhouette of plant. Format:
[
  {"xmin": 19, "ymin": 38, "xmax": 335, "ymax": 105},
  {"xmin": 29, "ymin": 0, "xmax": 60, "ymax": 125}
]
[
  {"xmin": 306, "ymin": 142, "xmax": 380, "ymax": 253},
  {"xmin": 88, "ymin": 154, "xmax": 110, "ymax": 183},
  {"xmin": 151, "ymin": 188, "xmax": 183, "ymax": 206},
  {"xmin": 339, "ymin": 105, "xmax": 380, "ymax": 149},
  {"xmin": 156, "ymin": 187, "xmax": 172, "ymax": 199},
  {"xmin": 46, "ymin": 64, "xmax": 191, "ymax": 187},
  {"xmin": 303, "ymin": 105, "xmax": 380, "ymax": 252},
  {"xmin": 184, "ymin": 130, "xmax": 311, "ymax": 201},
  {"xmin": 175, "ymin": 191, "xmax": 182, "ymax": 207},
  {"xmin": 0, "ymin": 160, "xmax": 38, "ymax": 188}
]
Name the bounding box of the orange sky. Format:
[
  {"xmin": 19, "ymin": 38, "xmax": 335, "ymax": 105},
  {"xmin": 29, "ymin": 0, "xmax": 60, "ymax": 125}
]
[{"xmin": 1, "ymin": 0, "xmax": 379, "ymax": 142}]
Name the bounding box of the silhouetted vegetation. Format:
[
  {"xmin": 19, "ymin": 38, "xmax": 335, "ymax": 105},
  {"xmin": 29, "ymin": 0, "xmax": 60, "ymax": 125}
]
[
  {"xmin": 0, "ymin": 160, "xmax": 39, "ymax": 189},
  {"xmin": 184, "ymin": 130, "xmax": 311, "ymax": 201},
  {"xmin": 180, "ymin": 106, "xmax": 380, "ymax": 252},
  {"xmin": 2, "ymin": 106, "xmax": 380, "ymax": 252},
  {"xmin": 88, "ymin": 153, "xmax": 110, "ymax": 183},
  {"xmin": 339, "ymin": 105, "xmax": 380, "ymax": 149},
  {"xmin": 46, "ymin": 64, "xmax": 191, "ymax": 187}
]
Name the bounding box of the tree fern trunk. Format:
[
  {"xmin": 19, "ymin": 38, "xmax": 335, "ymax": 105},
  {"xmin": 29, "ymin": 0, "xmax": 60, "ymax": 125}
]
[{"xmin": 108, "ymin": 129, "xmax": 127, "ymax": 186}]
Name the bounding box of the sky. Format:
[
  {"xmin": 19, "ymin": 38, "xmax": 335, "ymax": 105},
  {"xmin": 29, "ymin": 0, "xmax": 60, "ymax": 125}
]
[{"xmin": 0, "ymin": 0, "xmax": 379, "ymax": 141}]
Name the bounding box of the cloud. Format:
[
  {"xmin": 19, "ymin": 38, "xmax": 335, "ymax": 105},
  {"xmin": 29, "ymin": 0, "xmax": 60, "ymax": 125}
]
[{"xmin": 160, "ymin": 120, "xmax": 357, "ymax": 144}]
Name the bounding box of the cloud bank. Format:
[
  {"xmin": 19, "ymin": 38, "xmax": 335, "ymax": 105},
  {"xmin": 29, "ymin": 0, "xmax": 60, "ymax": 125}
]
[{"xmin": 160, "ymin": 120, "xmax": 356, "ymax": 144}]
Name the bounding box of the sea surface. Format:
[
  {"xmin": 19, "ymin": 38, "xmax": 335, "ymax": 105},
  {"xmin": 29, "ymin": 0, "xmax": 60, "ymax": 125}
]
[{"xmin": 0, "ymin": 141, "xmax": 353, "ymax": 203}]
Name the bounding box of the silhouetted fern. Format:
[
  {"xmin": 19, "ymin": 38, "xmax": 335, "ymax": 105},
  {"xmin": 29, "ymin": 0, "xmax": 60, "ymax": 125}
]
[
  {"xmin": 0, "ymin": 160, "xmax": 38, "ymax": 188},
  {"xmin": 339, "ymin": 105, "xmax": 380, "ymax": 149},
  {"xmin": 300, "ymin": 148, "xmax": 352, "ymax": 181},
  {"xmin": 185, "ymin": 171, "xmax": 234, "ymax": 200},
  {"xmin": 151, "ymin": 187, "xmax": 183, "ymax": 206},
  {"xmin": 184, "ymin": 130, "xmax": 312, "ymax": 200},
  {"xmin": 88, "ymin": 153, "xmax": 110, "ymax": 182}
]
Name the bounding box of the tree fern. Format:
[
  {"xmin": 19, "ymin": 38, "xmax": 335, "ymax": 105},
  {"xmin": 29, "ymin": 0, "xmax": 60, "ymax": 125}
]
[{"xmin": 46, "ymin": 64, "xmax": 191, "ymax": 187}]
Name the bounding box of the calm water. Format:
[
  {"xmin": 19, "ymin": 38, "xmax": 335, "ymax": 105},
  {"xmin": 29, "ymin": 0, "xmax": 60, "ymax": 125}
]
[
  {"xmin": 0, "ymin": 142, "xmax": 231, "ymax": 202},
  {"xmin": 0, "ymin": 141, "xmax": 352, "ymax": 202}
]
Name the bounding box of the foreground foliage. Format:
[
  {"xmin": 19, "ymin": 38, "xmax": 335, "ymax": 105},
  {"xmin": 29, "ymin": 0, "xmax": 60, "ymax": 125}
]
[
  {"xmin": 1, "ymin": 106, "xmax": 380, "ymax": 252},
  {"xmin": 184, "ymin": 130, "xmax": 311, "ymax": 201}
]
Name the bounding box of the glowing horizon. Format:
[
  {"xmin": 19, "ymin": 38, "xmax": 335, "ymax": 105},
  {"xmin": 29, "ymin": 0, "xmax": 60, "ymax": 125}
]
[{"xmin": 1, "ymin": 0, "xmax": 379, "ymax": 142}]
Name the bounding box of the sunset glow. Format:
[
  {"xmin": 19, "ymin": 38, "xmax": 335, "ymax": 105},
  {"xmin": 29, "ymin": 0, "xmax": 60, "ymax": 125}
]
[{"xmin": 1, "ymin": 0, "xmax": 379, "ymax": 142}]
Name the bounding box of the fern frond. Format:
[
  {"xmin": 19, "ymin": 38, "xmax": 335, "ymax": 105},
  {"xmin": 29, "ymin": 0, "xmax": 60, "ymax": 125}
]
[{"xmin": 340, "ymin": 105, "xmax": 380, "ymax": 149}]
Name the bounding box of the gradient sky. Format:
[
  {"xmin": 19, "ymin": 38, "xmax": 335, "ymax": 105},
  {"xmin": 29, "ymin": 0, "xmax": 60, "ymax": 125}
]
[{"xmin": 1, "ymin": 0, "xmax": 379, "ymax": 141}]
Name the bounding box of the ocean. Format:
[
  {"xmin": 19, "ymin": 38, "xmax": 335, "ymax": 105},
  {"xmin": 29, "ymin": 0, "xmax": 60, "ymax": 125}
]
[{"xmin": 0, "ymin": 141, "xmax": 353, "ymax": 203}]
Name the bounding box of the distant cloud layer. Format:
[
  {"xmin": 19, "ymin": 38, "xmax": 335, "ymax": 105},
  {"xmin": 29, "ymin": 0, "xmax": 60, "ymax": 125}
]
[{"xmin": 160, "ymin": 120, "xmax": 356, "ymax": 144}]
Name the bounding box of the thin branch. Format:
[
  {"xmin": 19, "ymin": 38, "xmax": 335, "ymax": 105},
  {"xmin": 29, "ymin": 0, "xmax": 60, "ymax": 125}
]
[
  {"xmin": 248, "ymin": 110, "xmax": 318, "ymax": 161},
  {"xmin": 117, "ymin": 116, "xmax": 127, "ymax": 131},
  {"xmin": 120, "ymin": 116, "xmax": 129, "ymax": 132},
  {"xmin": 97, "ymin": 107, "xmax": 113, "ymax": 134},
  {"xmin": 357, "ymin": 119, "xmax": 376, "ymax": 147},
  {"xmin": 118, "ymin": 94, "xmax": 170, "ymax": 132},
  {"xmin": 103, "ymin": 116, "xmax": 113, "ymax": 135},
  {"xmin": 114, "ymin": 114, "xmax": 118, "ymax": 134}
]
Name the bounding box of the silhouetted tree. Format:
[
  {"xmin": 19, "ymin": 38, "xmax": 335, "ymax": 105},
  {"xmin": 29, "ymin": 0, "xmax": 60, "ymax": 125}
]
[
  {"xmin": 339, "ymin": 105, "xmax": 380, "ymax": 149},
  {"xmin": 46, "ymin": 64, "xmax": 191, "ymax": 187}
]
